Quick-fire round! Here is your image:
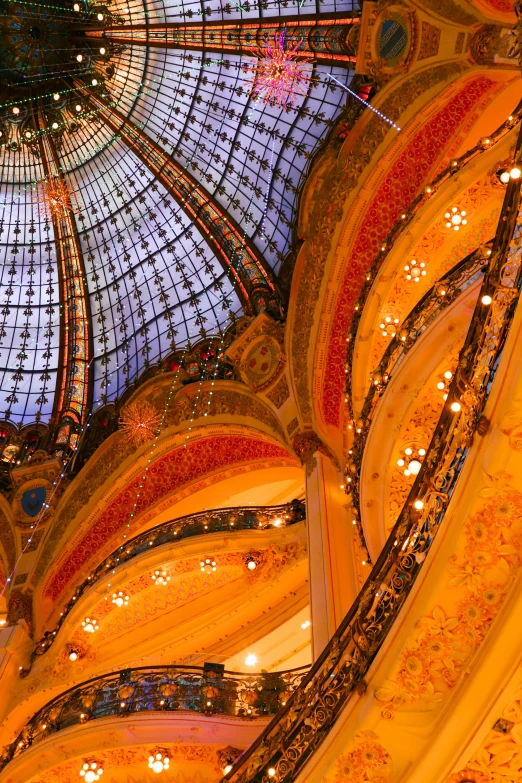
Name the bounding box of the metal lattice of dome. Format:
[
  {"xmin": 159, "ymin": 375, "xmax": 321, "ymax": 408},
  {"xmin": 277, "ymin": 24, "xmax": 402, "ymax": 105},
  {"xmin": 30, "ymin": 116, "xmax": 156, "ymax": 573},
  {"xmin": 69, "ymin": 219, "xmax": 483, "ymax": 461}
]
[{"xmin": 0, "ymin": 0, "xmax": 360, "ymax": 453}]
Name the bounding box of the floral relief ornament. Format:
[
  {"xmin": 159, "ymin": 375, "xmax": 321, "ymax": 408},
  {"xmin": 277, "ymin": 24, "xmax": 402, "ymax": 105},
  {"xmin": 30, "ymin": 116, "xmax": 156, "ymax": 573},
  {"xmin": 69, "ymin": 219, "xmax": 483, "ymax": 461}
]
[
  {"xmin": 333, "ymin": 731, "xmax": 392, "ymax": 783},
  {"xmin": 376, "ymin": 476, "xmax": 522, "ymax": 717},
  {"xmin": 448, "ymin": 681, "xmax": 522, "ymax": 783}
]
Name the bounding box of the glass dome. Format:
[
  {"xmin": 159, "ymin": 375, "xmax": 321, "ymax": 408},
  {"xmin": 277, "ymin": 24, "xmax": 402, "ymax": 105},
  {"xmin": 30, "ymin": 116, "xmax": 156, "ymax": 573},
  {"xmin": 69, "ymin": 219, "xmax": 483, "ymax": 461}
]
[{"xmin": 0, "ymin": 0, "xmax": 359, "ymax": 442}]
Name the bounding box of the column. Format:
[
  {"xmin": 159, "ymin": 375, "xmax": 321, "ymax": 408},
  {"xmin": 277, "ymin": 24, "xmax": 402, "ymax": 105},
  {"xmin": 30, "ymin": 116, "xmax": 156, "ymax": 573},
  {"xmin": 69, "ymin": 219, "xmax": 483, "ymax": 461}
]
[{"xmin": 305, "ymin": 451, "xmax": 358, "ymax": 660}]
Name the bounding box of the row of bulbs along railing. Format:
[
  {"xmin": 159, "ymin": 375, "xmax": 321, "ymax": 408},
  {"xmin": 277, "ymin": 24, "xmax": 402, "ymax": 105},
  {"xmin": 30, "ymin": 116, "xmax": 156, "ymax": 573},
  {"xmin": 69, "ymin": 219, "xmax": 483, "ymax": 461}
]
[
  {"xmin": 346, "ymin": 243, "xmax": 490, "ymax": 559},
  {"xmin": 3, "ymin": 123, "xmax": 522, "ymax": 783},
  {"xmin": 215, "ymin": 125, "xmax": 522, "ymax": 783},
  {"xmin": 0, "ymin": 663, "xmax": 310, "ymax": 770},
  {"xmin": 26, "ymin": 500, "xmax": 306, "ymax": 670}
]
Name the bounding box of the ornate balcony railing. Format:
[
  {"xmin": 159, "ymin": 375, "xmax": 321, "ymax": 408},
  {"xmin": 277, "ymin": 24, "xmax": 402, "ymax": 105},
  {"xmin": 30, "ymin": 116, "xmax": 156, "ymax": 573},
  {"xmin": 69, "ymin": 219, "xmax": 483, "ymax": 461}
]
[
  {"xmin": 348, "ymin": 244, "xmax": 489, "ymax": 561},
  {"xmin": 0, "ymin": 664, "xmax": 310, "ymax": 770},
  {"xmin": 341, "ymin": 102, "xmax": 522, "ymax": 562},
  {"xmin": 28, "ymin": 501, "xmax": 305, "ymax": 670},
  {"xmin": 219, "ymin": 126, "xmax": 522, "ymax": 783}
]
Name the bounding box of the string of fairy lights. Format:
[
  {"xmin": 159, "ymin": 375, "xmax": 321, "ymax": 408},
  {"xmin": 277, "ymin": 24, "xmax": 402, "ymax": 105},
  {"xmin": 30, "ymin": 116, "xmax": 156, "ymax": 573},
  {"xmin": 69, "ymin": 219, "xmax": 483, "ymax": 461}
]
[{"xmin": 0, "ymin": 0, "xmax": 383, "ymax": 597}]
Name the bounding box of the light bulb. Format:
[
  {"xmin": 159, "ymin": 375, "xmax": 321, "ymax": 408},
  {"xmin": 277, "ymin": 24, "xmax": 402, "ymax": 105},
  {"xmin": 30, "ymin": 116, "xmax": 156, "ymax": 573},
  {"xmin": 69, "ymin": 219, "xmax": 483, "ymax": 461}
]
[
  {"xmin": 97, "ymin": 12, "xmax": 103, "ymax": 19},
  {"xmin": 500, "ymin": 169, "xmax": 510, "ymax": 184},
  {"xmin": 444, "ymin": 371, "xmax": 452, "ymax": 380},
  {"xmin": 75, "ymin": 104, "xmax": 82, "ymax": 111},
  {"xmin": 247, "ymin": 560, "xmax": 256, "ymax": 570},
  {"xmin": 73, "ymin": 2, "xmax": 79, "ymax": 8},
  {"xmin": 482, "ymin": 295, "xmax": 492, "ymax": 305},
  {"xmin": 510, "ymin": 167, "xmax": 521, "ymax": 179},
  {"xmin": 100, "ymin": 47, "xmax": 106, "ymax": 54},
  {"xmin": 76, "ymin": 54, "xmax": 83, "ymax": 62},
  {"xmin": 414, "ymin": 500, "xmax": 424, "ymax": 510},
  {"xmin": 451, "ymin": 401, "xmax": 461, "ymax": 412},
  {"xmin": 152, "ymin": 761, "xmax": 163, "ymax": 773},
  {"xmin": 408, "ymin": 460, "xmax": 422, "ymax": 476},
  {"xmin": 437, "ymin": 381, "xmax": 445, "ymax": 390},
  {"xmin": 53, "ymin": 93, "xmax": 60, "ymax": 100},
  {"xmin": 245, "ymin": 653, "xmax": 258, "ymax": 666},
  {"xmin": 273, "ymin": 518, "xmax": 282, "ymax": 527},
  {"xmin": 224, "ymin": 764, "xmax": 233, "ymax": 774},
  {"xmin": 82, "ymin": 617, "xmax": 98, "ymax": 632},
  {"xmin": 69, "ymin": 650, "xmax": 78, "ymax": 662}
]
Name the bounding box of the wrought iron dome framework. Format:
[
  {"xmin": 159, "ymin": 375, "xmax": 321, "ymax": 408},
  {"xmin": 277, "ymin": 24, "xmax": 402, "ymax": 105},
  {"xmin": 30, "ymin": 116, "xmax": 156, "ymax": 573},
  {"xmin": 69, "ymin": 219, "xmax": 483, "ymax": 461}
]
[{"xmin": 0, "ymin": 0, "xmax": 360, "ymax": 452}]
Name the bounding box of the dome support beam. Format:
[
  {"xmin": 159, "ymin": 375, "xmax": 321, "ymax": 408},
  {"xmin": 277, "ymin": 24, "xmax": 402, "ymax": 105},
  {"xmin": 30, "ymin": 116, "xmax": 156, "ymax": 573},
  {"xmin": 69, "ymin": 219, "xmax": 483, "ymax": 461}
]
[
  {"xmin": 82, "ymin": 14, "xmax": 359, "ymax": 65},
  {"xmin": 33, "ymin": 105, "xmax": 93, "ymax": 443},
  {"xmin": 80, "ymin": 87, "xmax": 283, "ymax": 316}
]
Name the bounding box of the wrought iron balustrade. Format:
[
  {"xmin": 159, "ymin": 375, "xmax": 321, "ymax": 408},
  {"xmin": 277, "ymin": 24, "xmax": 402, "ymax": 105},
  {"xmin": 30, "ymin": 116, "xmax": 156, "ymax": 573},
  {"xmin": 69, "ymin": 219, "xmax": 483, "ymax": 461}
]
[
  {"xmin": 342, "ymin": 101, "xmax": 522, "ymax": 562},
  {"xmin": 219, "ymin": 124, "xmax": 522, "ymax": 783},
  {"xmin": 0, "ymin": 664, "xmax": 309, "ymax": 770},
  {"xmin": 28, "ymin": 501, "xmax": 305, "ymax": 669},
  {"xmin": 348, "ymin": 245, "xmax": 489, "ymax": 556}
]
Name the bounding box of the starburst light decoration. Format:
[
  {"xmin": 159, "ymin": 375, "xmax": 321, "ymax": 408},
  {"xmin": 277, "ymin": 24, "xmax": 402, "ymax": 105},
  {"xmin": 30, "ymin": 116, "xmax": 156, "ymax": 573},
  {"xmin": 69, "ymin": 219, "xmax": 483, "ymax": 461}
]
[
  {"xmin": 37, "ymin": 176, "xmax": 78, "ymax": 219},
  {"xmin": 119, "ymin": 401, "xmax": 162, "ymax": 445},
  {"xmin": 247, "ymin": 30, "xmax": 313, "ymax": 109}
]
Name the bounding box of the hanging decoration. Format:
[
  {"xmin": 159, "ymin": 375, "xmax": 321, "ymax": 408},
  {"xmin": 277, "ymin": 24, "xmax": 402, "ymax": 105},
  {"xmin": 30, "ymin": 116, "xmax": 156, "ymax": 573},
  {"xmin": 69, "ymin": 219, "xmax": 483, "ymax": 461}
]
[
  {"xmin": 247, "ymin": 30, "xmax": 313, "ymax": 109},
  {"xmin": 37, "ymin": 176, "xmax": 78, "ymax": 220},
  {"xmin": 119, "ymin": 402, "xmax": 162, "ymax": 446}
]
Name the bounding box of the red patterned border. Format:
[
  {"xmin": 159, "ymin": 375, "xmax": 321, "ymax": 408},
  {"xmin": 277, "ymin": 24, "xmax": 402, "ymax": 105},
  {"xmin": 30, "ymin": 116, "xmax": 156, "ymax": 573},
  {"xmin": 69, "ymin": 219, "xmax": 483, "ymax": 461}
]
[
  {"xmin": 44, "ymin": 435, "xmax": 296, "ymax": 600},
  {"xmin": 320, "ymin": 75, "xmax": 498, "ymax": 427}
]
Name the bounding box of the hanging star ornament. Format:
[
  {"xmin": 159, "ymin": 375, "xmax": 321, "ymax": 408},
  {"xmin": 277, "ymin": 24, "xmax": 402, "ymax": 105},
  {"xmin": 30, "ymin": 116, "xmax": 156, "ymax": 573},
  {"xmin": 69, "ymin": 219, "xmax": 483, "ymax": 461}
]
[
  {"xmin": 119, "ymin": 402, "xmax": 162, "ymax": 446},
  {"xmin": 36, "ymin": 176, "xmax": 78, "ymax": 220},
  {"xmin": 247, "ymin": 30, "xmax": 313, "ymax": 109}
]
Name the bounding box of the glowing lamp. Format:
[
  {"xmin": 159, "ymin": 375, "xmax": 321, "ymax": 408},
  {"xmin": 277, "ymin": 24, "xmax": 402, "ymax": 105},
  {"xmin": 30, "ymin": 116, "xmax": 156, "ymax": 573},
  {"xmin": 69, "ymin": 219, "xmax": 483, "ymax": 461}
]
[
  {"xmin": 148, "ymin": 751, "xmax": 170, "ymax": 773},
  {"xmin": 200, "ymin": 557, "xmax": 216, "ymax": 574},
  {"xmin": 80, "ymin": 762, "xmax": 103, "ymax": 782},
  {"xmin": 112, "ymin": 591, "xmax": 129, "ymax": 607},
  {"xmin": 408, "ymin": 460, "xmax": 421, "ymax": 476},
  {"xmin": 82, "ymin": 617, "xmax": 99, "ymax": 633}
]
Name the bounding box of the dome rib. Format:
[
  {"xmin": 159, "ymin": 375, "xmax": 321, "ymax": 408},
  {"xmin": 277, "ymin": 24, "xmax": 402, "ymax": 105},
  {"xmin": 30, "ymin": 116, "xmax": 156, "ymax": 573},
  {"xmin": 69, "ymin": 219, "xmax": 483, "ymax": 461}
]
[
  {"xmin": 34, "ymin": 103, "xmax": 93, "ymax": 439},
  {"xmin": 77, "ymin": 81, "xmax": 284, "ymax": 317},
  {"xmin": 83, "ymin": 14, "xmax": 359, "ymax": 65}
]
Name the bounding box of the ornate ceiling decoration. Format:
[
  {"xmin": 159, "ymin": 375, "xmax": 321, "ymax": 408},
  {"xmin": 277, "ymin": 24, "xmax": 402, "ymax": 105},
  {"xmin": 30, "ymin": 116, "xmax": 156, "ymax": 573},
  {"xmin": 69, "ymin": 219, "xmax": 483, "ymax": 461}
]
[{"xmin": 0, "ymin": 0, "xmax": 359, "ymax": 453}]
